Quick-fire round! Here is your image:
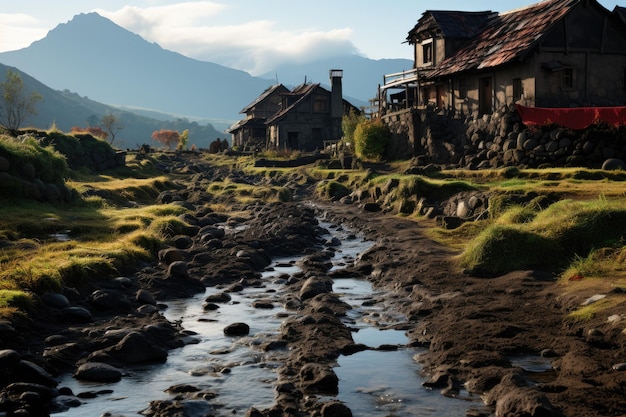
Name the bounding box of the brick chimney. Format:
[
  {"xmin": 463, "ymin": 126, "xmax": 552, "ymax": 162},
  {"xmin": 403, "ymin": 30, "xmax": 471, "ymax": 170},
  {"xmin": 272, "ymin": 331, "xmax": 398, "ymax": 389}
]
[{"xmin": 330, "ymin": 69, "xmax": 343, "ymax": 140}]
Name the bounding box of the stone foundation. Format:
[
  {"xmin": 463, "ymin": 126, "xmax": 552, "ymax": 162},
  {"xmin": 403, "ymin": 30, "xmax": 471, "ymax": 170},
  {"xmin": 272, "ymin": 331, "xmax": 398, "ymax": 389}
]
[{"xmin": 383, "ymin": 106, "xmax": 626, "ymax": 169}]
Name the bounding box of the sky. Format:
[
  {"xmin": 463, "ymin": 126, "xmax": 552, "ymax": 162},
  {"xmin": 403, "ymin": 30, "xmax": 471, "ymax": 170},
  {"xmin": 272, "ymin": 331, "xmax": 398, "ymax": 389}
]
[{"xmin": 0, "ymin": 0, "xmax": 622, "ymax": 76}]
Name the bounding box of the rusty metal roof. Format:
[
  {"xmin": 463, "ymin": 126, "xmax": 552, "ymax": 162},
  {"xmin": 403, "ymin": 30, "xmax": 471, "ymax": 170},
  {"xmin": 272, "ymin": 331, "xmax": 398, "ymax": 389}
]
[{"xmin": 426, "ymin": 0, "xmax": 579, "ymax": 79}]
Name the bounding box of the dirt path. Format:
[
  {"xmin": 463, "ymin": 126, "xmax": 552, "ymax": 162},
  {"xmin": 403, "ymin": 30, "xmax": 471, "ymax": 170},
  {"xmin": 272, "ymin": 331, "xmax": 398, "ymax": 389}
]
[{"xmin": 319, "ymin": 199, "xmax": 626, "ymax": 417}]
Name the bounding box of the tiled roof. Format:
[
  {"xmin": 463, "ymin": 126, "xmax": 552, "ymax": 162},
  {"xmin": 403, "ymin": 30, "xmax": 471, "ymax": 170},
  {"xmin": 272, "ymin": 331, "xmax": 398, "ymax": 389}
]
[
  {"xmin": 239, "ymin": 83, "xmax": 287, "ymax": 114},
  {"xmin": 425, "ymin": 0, "xmax": 578, "ymax": 79}
]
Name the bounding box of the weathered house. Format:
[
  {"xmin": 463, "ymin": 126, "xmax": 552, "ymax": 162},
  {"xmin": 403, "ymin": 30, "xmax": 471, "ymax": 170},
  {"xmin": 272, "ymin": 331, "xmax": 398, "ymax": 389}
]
[
  {"xmin": 383, "ymin": 0, "xmax": 626, "ymax": 117},
  {"xmin": 265, "ymin": 70, "xmax": 360, "ymax": 151},
  {"xmin": 227, "ymin": 83, "xmax": 289, "ymax": 149}
]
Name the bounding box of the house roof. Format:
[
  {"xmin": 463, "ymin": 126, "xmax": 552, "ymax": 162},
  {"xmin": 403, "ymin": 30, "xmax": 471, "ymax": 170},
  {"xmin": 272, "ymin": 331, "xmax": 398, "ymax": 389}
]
[
  {"xmin": 408, "ymin": 11, "xmax": 494, "ymax": 41},
  {"xmin": 425, "ymin": 0, "xmax": 579, "ymax": 79},
  {"xmin": 239, "ymin": 83, "xmax": 287, "ymax": 114},
  {"xmin": 226, "ymin": 117, "xmax": 265, "ymax": 133},
  {"xmin": 265, "ymin": 83, "xmax": 320, "ymax": 125}
]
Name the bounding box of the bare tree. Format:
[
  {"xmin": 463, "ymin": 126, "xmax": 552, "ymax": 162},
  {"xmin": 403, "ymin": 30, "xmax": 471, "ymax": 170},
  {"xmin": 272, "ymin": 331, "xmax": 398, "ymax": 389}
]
[
  {"xmin": 0, "ymin": 69, "xmax": 43, "ymax": 133},
  {"xmin": 101, "ymin": 113, "xmax": 124, "ymax": 146}
]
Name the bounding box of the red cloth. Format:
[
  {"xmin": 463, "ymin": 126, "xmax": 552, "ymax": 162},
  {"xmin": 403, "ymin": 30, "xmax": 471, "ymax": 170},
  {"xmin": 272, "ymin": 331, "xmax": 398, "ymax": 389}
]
[{"xmin": 516, "ymin": 104, "xmax": 626, "ymax": 130}]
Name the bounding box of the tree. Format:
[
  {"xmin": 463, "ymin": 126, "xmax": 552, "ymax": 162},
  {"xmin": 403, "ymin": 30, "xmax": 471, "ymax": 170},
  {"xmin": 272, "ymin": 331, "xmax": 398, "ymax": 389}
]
[
  {"xmin": 341, "ymin": 109, "xmax": 366, "ymax": 145},
  {"xmin": 0, "ymin": 69, "xmax": 43, "ymax": 133},
  {"xmin": 101, "ymin": 113, "xmax": 123, "ymax": 146},
  {"xmin": 177, "ymin": 129, "xmax": 189, "ymax": 150},
  {"xmin": 151, "ymin": 129, "xmax": 180, "ymax": 150}
]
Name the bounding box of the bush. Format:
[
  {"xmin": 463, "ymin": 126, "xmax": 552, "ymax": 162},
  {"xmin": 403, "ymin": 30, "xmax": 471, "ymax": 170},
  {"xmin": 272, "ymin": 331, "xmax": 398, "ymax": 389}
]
[{"xmin": 353, "ymin": 119, "xmax": 390, "ymax": 161}]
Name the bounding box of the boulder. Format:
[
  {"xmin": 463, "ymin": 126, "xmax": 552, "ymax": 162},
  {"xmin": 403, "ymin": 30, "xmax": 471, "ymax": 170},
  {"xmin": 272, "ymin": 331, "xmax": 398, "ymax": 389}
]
[
  {"xmin": 300, "ymin": 276, "xmax": 333, "ymax": 300},
  {"xmin": 602, "ymin": 158, "xmax": 626, "ymax": 171},
  {"xmin": 223, "ymin": 322, "xmax": 250, "ymax": 336},
  {"xmin": 73, "ymin": 362, "xmax": 122, "ymax": 382},
  {"xmin": 106, "ymin": 332, "xmax": 167, "ymax": 364},
  {"xmin": 41, "ymin": 292, "xmax": 70, "ymax": 309},
  {"xmin": 299, "ymin": 363, "xmax": 339, "ymax": 394}
]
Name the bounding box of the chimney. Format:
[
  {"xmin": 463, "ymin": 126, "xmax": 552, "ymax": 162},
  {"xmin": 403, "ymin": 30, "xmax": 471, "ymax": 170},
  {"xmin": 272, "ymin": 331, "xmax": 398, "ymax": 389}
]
[{"xmin": 329, "ymin": 69, "xmax": 343, "ymax": 139}]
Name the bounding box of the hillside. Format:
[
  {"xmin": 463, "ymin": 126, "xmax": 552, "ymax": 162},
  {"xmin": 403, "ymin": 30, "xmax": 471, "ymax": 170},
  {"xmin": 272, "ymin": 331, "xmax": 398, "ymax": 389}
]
[{"xmin": 0, "ymin": 63, "xmax": 224, "ymax": 149}]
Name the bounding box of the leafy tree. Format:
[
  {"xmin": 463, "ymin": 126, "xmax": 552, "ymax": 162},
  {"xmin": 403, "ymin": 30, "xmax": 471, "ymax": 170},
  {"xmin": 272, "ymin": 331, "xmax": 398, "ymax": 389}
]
[
  {"xmin": 152, "ymin": 129, "xmax": 180, "ymax": 150},
  {"xmin": 101, "ymin": 113, "xmax": 123, "ymax": 146},
  {"xmin": 0, "ymin": 69, "xmax": 43, "ymax": 133},
  {"xmin": 353, "ymin": 119, "xmax": 391, "ymax": 161},
  {"xmin": 177, "ymin": 129, "xmax": 189, "ymax": 151},
  {"xmin": 341, "ymin": 109, "xmax": 366, "ymax": 145}
]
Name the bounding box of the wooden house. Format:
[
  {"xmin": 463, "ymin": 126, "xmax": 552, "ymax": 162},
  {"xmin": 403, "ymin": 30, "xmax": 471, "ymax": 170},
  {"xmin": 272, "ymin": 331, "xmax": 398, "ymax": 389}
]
[
  {"xmin": 266, "ymin": 70, "xmax": 360, "ymax": 151},
  {"xmin": 227, "ymin": 83, "xmax": 289, "ymax": 149},
  {"xmin": 383, "ymin": 0, "xmax": 626, "ymax": 117}
]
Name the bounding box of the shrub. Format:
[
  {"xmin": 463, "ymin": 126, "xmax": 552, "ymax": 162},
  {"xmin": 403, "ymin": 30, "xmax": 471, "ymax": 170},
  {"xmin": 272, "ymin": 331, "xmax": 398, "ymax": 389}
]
[{"xmin": 353, "ymin": 119, "xmax": 390, "ymax": 161}]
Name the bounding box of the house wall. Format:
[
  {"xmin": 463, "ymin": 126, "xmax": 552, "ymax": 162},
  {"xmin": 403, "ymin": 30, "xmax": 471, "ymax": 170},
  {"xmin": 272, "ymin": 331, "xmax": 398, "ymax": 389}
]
[
  {"xmin": 267, "ymin": 91, "xmax": 336, "ymax": 152},
  {"xmin": 534, "ymin": 51, "xmax": 626, "ymax": 107}
]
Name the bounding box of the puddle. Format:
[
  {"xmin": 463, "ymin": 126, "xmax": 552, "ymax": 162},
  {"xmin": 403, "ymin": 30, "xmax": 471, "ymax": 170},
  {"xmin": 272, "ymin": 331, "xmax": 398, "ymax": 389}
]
[{"xmin": 508, "ymin": 354, "xmax": 556, "ymax": 385}]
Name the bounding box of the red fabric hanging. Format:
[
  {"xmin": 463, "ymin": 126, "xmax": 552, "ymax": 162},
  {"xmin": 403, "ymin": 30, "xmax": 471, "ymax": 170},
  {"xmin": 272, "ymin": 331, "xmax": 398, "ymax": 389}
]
[{"xmin": 516, "ymin": 104, "xmax": 626, "ymax": 130}]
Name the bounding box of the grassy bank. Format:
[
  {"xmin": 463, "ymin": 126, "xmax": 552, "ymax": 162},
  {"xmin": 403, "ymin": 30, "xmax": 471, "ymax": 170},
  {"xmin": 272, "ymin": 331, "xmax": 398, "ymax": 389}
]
[{"xmin": 1, "ymin": 138, "xmax": 625, "ymax": 323}]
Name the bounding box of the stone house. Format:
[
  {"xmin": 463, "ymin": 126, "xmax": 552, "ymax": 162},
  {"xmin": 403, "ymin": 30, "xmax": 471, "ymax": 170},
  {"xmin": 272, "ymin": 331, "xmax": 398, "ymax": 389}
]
[
  {"xmin": 381, "ymin": 0, "xmax": 626, "ymax": 117},
  {"xmin": 229, "ymin": 70, "xmax": 359, "ymax": 152},
  {"xmin": 227, "ymin": 83, "xmax": 289, "ymax": 150}
]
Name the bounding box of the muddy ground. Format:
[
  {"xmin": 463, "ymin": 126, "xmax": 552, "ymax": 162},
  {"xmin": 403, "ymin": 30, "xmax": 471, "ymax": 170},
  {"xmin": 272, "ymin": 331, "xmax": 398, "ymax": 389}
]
[{"xmin": 1, "ymin": 152, "xmax": 625, "ymax": 417}]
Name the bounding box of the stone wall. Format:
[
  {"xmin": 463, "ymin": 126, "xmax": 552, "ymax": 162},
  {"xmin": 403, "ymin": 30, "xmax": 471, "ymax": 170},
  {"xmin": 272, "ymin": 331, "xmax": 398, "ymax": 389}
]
[{"xmin": 383, "ymin": 105, "xmax": 626, "ymax": 169}]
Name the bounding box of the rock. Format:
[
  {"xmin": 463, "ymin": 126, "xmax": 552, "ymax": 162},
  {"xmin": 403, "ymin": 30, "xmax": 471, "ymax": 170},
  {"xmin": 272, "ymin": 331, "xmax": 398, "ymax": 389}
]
[
  {"xmin": 88, "ymin": 289, "xmax": 131, "ymax": 311},
  {"xmin": 158, "ymin": 247, "xmax": 187, "ymax": 264},
  {"xmin": 106, "ymin": 332, "xmax": 168, "ymax": 364},
  {"xmin": 41, "ymin": 292, "xmax": 70, "ymax": 309},
  {"xmin": 16, "ymin": 360, "xmax": 58, "ymax": 387},
  {"xmin": 73, "ymin": 362, "xmax": 122, "ymax": 382},
  {"xmin": 0, "ymin": 156, "xmax": 9, "ymax": 171},
  {"xmin": 602, "ymin": 158, "xmax": 626, "ymax": 171},
  {"xmin": 62, "ymin": 306, "xmax": 92, "ymax": 322},
  {"xmin": 205, "ymin": 292, "xmax": 231, "ymax": 303},
  {"xmin": 612, "ymin": 363, "xmax": 626, "ymax": 371},
  {"xmin": 321, "ymin": 401, "xmax": 353, "ymax": 417},
  {"xmin": 223, "ymin": 322, "xmax": 250, "ymax": 336},
  {"xmin": 299, "ymin": 363, "xmax": 339, "ymax": 394},
  {"xmin": 136, "ymin": 289, "xmax": 156, "ymax": 305},
  {"xmin": 252, "ymin": 300, "xmax": 274, "ymax": 309},
  {"xmin": 172, "ymin": 235, "xmax": 193, "ymax": 249},
  {"xmin": 0, "ymin": 349, "xmax": 21, "ymax": 370},
  {"xmin": 166, "ymin": 261, "xmax": 190, "ymax": 279},
  {"xmin": 362, "ymin": 202, "xmax": 381, "ymax": 212},
  {"xmin": 300, "ymin": 276, "xmax": 333, "ymax": 300}
]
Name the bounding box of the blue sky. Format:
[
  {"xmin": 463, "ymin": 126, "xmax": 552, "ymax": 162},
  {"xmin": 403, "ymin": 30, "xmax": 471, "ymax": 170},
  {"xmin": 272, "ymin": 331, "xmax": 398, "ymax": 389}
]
[{"xmin": 0, "ymin": 0, "xmax": 621, "ymax": 75}]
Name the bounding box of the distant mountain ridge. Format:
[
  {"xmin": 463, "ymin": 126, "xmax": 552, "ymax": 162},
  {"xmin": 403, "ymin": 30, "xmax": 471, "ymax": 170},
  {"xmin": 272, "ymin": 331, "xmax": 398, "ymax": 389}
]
[
  {"xmin": 0, "ymin": 12, "xmax": 412, "ymax": 130},
  {"xmin": 0, "ymin": 62, "xmax": 223, "ymax": 149}
]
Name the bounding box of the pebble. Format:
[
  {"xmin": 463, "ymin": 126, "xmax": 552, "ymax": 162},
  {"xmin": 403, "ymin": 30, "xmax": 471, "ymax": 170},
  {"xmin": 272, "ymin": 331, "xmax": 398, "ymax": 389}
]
[{"xmin": 612, "ymin": 363, "xmax": 626, "ymax": 371}]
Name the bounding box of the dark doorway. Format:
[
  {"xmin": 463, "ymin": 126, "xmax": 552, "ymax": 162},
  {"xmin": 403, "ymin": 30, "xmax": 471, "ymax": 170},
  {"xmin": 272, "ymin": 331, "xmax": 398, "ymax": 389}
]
[
  {"xmin": 479, "ymin": 77, "xmax": 493, "ymax": 115},
  {"xmin": 287, "ymin": 131, "xmax": 299, "ymax": 150}
]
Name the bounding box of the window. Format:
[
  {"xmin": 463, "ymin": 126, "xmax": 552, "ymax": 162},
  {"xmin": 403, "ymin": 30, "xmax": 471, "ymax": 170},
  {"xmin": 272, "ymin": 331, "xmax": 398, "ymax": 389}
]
[
  {"xmin": 562, "ymin": 69, "xmax": 573, "ymax": 89},
  {"xmin": 513, "ymin": 78, "xmax": 523, "ymax": 101},
  {"xmin": 422, "ymin": 39, "xmax": 433, "ymax": 65},
  {"xmin": 458, "ymin": 78, "xmax": 467, "ymax": 99},
  {"xmin": 313, "ymin": 96, "xmax": 327, "ymax": 112}
]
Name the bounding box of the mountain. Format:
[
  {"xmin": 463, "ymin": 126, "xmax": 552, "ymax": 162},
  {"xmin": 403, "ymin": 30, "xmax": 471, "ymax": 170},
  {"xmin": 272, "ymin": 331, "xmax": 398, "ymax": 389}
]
[
  {"xmin": 0, "ymin": 12, "xmax": 413, "ymax": 128},
  {"xmin": 262, "ymin": 55, "xmax": 413, "ymax": 108},
  {"xmin": 0, "ymin": 63, "xmax": 224, "ymax": 149},
  {"xmin": 0, "ymin": 12, "xmax": 275, "ymax": 125}
]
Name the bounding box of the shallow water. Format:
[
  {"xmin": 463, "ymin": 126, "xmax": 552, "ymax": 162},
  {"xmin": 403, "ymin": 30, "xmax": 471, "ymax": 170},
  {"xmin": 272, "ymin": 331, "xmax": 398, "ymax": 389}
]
[{"xmin": 55, "ymin": 221, "xmax": 486, "ymax": 416}]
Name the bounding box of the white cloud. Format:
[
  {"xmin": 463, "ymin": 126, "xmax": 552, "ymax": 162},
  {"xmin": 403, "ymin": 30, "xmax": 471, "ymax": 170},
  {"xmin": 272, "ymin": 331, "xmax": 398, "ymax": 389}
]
[
  {"xmin": 0, "ymin": 13, "xmax": 48, "ymax": 52},
  {"xmin": 94, "ymin": 2, "xmax": 359, "ymax": 75}
]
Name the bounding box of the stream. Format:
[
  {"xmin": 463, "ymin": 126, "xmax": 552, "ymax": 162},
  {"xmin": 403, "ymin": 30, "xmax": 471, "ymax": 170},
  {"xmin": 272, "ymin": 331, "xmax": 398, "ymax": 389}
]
[{"xmin": 55, "ymin": 220, "xmax": 485, "ymax": 416}]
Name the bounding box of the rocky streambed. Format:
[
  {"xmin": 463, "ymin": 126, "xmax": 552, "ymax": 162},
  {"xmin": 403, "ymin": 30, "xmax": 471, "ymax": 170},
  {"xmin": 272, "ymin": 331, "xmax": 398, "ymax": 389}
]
[{"xmin": 1, "ymin": 153, "xmax": 625, "ymax": 417}]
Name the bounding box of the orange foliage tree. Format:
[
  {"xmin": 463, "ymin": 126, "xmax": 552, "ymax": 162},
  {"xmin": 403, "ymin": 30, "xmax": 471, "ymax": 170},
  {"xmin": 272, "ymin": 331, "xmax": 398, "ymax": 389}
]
[{"xmin": 151, "ymin": 129, "xmax": 180, "ymax": 150}]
